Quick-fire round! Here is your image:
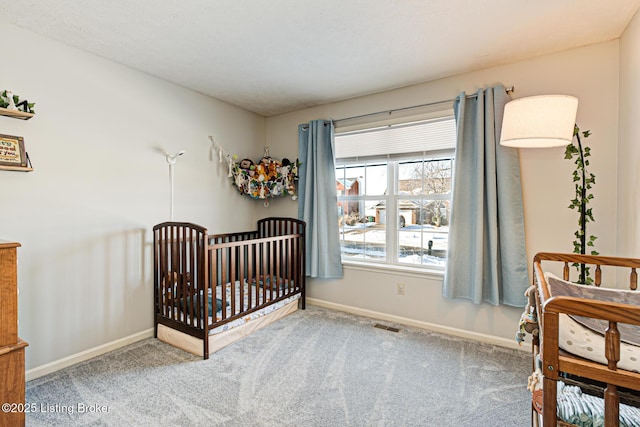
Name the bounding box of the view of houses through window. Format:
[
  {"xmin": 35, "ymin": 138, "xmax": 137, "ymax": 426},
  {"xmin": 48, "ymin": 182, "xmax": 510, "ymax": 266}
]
[{"xmin": 334, "ymin": 116, "xmax": 456, "ymax": 268}]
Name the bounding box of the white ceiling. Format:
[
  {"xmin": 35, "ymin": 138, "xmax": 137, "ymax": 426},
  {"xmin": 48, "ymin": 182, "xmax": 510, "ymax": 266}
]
[{"xmin": 1, "ymin": 1, "xmax": 639, "ymax": 117}]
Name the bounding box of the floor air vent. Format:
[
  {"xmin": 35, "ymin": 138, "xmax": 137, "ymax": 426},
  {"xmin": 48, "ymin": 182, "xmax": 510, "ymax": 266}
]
[{"xmin": 374, "ymin": 323, "xmax": 400, "ymax": 333}]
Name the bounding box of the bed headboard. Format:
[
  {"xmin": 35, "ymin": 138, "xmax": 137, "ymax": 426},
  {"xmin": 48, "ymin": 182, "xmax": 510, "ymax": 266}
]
[
  {"xmin": 257, "ymin": 217, "xmax": 306, "ymax": 238},
  {"xmin": 153, "ymin": 222, "xmax": 209, "ymax": 328}
]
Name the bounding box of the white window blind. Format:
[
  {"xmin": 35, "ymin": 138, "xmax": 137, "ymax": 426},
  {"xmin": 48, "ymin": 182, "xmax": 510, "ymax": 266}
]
[{"xmin": 335, "ymin": 116, "xmax": 456, "ymax": 161}]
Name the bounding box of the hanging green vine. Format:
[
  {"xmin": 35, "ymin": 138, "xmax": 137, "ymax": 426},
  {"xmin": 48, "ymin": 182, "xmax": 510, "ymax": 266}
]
[{"xmin": 564, "ymin": 125, "xmax": 597, "ymax": 284}]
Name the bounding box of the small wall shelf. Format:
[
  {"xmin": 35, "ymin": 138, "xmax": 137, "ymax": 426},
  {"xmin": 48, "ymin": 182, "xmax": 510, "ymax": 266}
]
[
  {"xmin": 0, "ymin": 165, "xmax": 33, "ymax": 172},
  {"xmin": 0, "ymin": 107, "xmax": 34, "ymax": 120}
]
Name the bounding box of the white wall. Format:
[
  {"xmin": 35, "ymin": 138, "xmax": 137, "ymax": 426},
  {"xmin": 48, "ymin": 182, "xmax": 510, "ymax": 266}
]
[
  {"xmin": 0, "ymin": 23, "xmax": 264, "ymax": 371},
  {"xmin": 265, "ymin": 41, "xmax": 621, "ymax": 342},
  {"xmin": 4, "ymin": 17, "xmax": 634, "ymax": 372},
  {"xmin": 618, "ymin": 8, "xmax": 640, "ymax": 258}
]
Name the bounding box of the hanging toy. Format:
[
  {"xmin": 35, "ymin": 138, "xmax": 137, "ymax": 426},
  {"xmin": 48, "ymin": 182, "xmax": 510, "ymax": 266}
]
[{"xmin": 208, "ymin": 138, "xmax": 301, "ymax": 205}]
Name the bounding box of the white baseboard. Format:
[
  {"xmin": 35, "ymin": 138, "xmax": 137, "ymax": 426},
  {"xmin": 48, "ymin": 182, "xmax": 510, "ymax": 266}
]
[
  {"xmin": 26, "ymin": 328, "xmax": 154, "ymax": 382},
  {"xmin": 26, "ymin": 301, "xmax": 525, "ymax": 381},
  {"xmin": 306, "ymin": 298, "xmax": 526, "ymax": 352}
]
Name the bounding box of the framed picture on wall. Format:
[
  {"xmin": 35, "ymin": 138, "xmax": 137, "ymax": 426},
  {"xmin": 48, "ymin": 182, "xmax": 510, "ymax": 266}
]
[{"xmin": 0, "ymin": 134, "xmax": 28, "ymax": 168}]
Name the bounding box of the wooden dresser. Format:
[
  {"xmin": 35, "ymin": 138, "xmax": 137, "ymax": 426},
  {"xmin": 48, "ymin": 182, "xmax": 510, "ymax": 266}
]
[{"xmin": 0, "ymin": 241, "xmax": 27, "ymax": 427}]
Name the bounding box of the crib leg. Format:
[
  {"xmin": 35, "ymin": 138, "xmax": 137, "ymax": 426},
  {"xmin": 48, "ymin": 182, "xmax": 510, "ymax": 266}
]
[
  {"xmin": 604, "ymin": 384, "xmax": 619, "ymax": 427},
  {"xmin": 542, "ymin": 377, "xmax": 557, "ymax": 426}
]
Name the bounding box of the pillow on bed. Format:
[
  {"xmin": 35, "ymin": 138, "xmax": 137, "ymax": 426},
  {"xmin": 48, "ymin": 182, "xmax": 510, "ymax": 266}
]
[
  {"xmin": 175, "ymin": 295, "xmax": 226, "ymax": 317},
  {"xmin": 545, "ymin": 272, "xmax": 640, "ymax": 346}
]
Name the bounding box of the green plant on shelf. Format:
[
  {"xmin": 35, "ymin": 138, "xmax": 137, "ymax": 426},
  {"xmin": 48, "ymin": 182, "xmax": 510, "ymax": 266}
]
[{"xmin": 0, "ymin": 90, "xmax": 35, "ymax": 114}]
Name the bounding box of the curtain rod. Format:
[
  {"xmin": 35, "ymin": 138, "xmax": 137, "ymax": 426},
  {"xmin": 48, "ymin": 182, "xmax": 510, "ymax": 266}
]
[{"xmin": 333, "ymin": 86, "xmax": 514, "ymax": 126}]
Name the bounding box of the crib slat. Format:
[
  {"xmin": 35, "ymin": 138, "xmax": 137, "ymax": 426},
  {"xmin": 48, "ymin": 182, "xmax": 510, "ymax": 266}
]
[
  {"xmin": 250, "ymin": 242, "xmax": 256, "ymax": 309},
  {"xmin": 239, "ymin": 243, "xmax": 245, "ymax": 313},
  {"xmin": 631, "ymin": 268, "xmax": 637, "ymax": 291},
  {"xmin": 222, "ymin": 248, "xmax": 228, "ymax": 320},
  {"xmin": 183, "ymin": 227, "xmax": 192, "ymax": 325},
  {"xmin": 195, "ymin": 227, "xmax": 204, "ymax": 329},
  {"xmin": 213, "ymin": 242, "xmax": 220, "ymax": 318},
  {"xmin": 276, "ymin": 237, "xmax": 280, "ymax": 297},
  {"xmin": 604, "ymin": 320, "xmax": 622, "ymax": 425},
  {"xmin": 231, "ymin": 244, "xmax": 238, "ymax": 314},
  {"xmin": 188, "ymin": 227, "xmax": 195, "ymax": 328},
  {"xmin": 268, "ymin": 239, "xmax": 274, "ymax": 300},
  {"xmin": 605, "ymin": 321, "xmax": 620, "ymax": 371},
  {"xmin": 262, "ymin": 241, "xmax": 268, "ymax": 303},
  {"xmin": 158, "ymin": 227, "xmax": 165, "ymax": 318},
  {"xmin": 286, "ymin": 237, "xmax": 291, "ymax": 294}
]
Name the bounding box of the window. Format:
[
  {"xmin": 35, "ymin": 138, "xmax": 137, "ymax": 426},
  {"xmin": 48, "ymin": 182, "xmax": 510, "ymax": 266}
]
[{"xmin": 335, "ymin": 116, "xmax": 455, "ymax": 269}]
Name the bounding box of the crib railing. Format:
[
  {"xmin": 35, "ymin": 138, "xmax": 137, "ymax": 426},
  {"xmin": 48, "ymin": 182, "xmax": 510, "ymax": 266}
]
[
  {"xmin": 532, "ymin": 253, "xmax": 640, "ymax": 427},
  {"xmin": 208, "ymin": 232, "xmax": 304, "ymax": 326}
]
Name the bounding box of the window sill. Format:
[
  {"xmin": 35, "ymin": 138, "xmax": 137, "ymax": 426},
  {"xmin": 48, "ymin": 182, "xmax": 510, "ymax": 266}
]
[{"xmin": 342, "ymin": 260, "xmax": 444, "ymax": 281}]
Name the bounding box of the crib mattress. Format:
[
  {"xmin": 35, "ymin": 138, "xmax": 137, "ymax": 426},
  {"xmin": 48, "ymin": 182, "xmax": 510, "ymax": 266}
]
[
  {"xmin": 211, "ymin": 281, "xmax": 300, "ymax": 335},
  {"xmin": 170, "ymin": 279, "xmax": 298, "ymax": 333},
  {"xmin": 546, "ymin": 273, "xmax": 640, "ymax": 373}
]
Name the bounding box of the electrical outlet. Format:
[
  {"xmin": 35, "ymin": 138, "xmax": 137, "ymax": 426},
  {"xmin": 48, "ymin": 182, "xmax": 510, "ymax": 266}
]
[{"xmin": 397, "ymin": 283, "xmax": 406, "ymax": 295}]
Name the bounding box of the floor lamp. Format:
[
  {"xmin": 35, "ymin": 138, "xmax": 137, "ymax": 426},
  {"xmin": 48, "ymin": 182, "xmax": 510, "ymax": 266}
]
[
  {"xmin": 499, "ymin": 95, "xmax": 588, "ymax": 282},
  {"xmin": 166, "ymin": 150, "xmax": 186, "ymax": 221}
]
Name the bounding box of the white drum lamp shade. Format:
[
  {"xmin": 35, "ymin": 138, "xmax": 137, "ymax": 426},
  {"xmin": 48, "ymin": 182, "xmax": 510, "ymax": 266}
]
[{"xmin": 500, "ymin": 95, "xmax": 579, "ymax": 148}]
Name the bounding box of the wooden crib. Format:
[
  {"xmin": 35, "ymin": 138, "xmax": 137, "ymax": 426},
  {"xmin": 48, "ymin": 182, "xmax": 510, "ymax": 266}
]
[
  {"xmin": 153, "ymin": 217, "xmax": 305, "ymax": 359},
  {"xmin": 531, "ymin": 253, "xmax": 640, "ymax": 426}
]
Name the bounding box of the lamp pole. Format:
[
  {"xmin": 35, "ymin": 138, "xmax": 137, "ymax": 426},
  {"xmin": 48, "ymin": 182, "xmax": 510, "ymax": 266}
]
[{"xmin": 166, "ymin": 150, "xmax": 186, "ymax": 221}]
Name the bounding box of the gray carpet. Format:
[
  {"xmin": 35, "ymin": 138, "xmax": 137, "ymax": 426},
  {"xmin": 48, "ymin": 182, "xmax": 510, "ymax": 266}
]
[{"xmin": 26, "ymin": 305, "xmax": 532, "ymax": 426}]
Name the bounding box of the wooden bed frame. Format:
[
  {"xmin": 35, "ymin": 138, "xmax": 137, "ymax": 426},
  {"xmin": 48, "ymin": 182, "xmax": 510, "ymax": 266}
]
[
  {"xmin": 532, "ymin": 252, "xmax": 640, "ymax": 426},
  {"xmin": 153, "ymin": 217, "xmax": 305, "ymax": 359}
]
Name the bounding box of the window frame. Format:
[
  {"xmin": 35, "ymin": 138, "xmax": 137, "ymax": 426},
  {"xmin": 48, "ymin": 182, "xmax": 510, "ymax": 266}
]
[{"xmin": 334, "ymin": 113, "xmax": 456, "ymax": 272}]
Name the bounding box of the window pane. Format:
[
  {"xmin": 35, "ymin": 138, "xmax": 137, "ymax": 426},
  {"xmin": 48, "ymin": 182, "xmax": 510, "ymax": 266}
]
[
  {"xmin": 339, "ymin": 199, "xmax": 386, "ymax": 261},
  {"xmin": 336, "ymin": 163, "xmax": 387, "ymax": 196},
  {"xmin": 343, "ymin": 164, "xmax": 364, "ymax": 200},
  {"xmin": 421, "ymin": 158, "xmax": 452, "ymax": 196},
  {"xmin": 364, "ymin": 163, "xmax": 387, "ymax": 196},
  {"xmin": 398, "ymin": 160, "xmax": 423, "ymax": 195},
  {"xmin": 397, "ymin": 199, "xmax": 449, "ymax": 268},
  {"xmin": 335, "ymin": 165, "xmax": 345, "ymax": 197}
]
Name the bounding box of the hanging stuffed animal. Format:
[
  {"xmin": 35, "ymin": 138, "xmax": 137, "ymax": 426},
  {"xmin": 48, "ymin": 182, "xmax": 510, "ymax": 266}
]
[
  {"xmin": 267, "ymin": 162, "xmax": 278, "ymax": 181},
  {"xmin": 239, "ymin": 158, "xmax": 254, "ymax": 171},
  {"xmin": 515, "ymin": 285, "xmax": 539, "ymax": 345}
]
